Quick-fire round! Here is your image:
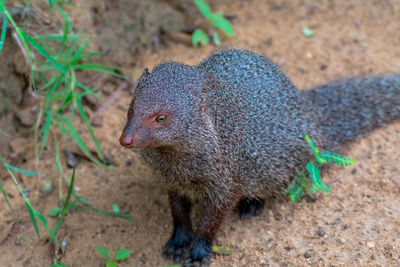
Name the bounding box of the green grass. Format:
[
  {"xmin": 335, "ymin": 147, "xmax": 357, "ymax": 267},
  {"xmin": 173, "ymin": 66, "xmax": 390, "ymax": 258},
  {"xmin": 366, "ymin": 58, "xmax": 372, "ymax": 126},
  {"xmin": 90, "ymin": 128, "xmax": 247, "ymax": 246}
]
[
  {"xmin": 192, "ymin": 0, "xmax": 234, "ymax": 47},
  {"xmin": 285, "ymin": 135, "xmax": 355, "ymax": 202},
  {"xmin": 95, "ymin": 246, "xmax": 131, "ymax": 267},
  {"xmin": 0, "ymin": 2, "xmax": 134, "ymax": 265}
]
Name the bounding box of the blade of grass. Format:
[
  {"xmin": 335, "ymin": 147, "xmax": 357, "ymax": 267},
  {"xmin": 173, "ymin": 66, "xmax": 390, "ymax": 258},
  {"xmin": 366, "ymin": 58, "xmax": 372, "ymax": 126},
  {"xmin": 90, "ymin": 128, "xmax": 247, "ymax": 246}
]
[
  {"xmin": 22, "ymin": 32, "xmax": 66, "ymax": 73},
  {"xmin": 52, "ymin": 1, "xmax": 73, "ymax": 33},
  {"xmin": 76, "ymin": 98, "xmax": 105, "ymax": 162},
  {"xmin": 39, "ymin": 110, "xmax": 52, "ymax": 154},
  {"xmin": 76, "ymin": 81, "xmax": 100, "ymax": 98},
  {"xmin": 57, "ymin": 20, "xmax": 69, "ymax": 55},
  {"xmin": 50, "ymin": 168, "xmax": 77, "ymax": 242},
  {"xmin": 70, "ymin": 37, "xmax": 88, "ymax": 63},
  {"xmin": 85, "ymin": 206, "xmax": 134, "ymax": 222},
  {"xmin": 0, "ymin": 15, "xmax": 7, "ymax": 53},
  {"xmin": 71, "ymin": 65, "xmax": 127, "ymax": 80},
  {"xmin": 55, "ymin": 0, "xmax": 76, "ymax": 8},
  {"xmin": 53, "ymin": 114, "xmax": 109, "ymax": 168},
  {"xmin": 0, "ymin": 181, "xmax": 15, "ymax": 216},
  {"xmin": 0, "ymin": 0, "xmax": 5, "ymax": 12},
  {"xmin": 61, "ymin": 174, "xmax": 90, "ymax": 205},
  {"xmin": 4, "ymin": 163, "xmax": 38, "ymax": 176},
  {"xmin": 62, "ymin": 168, "xmax": 75, "ymax": 216},
  {"xmin": 34, "ymin": 34, "xmax": 73, "ymax": 42}
]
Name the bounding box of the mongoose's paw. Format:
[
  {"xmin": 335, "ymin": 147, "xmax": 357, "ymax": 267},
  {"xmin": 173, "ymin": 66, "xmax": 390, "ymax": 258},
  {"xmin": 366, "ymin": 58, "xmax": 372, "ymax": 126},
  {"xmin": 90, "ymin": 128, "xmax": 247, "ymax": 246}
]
[
  {"xmin": 183, "ymin": 238, "xmax": 211, "ymax": 267},
  {"xmin": 163, "ymin": 227, "xmax": 193, "ymax": 261},
  {"xmin": 237, "ymin": 198, "xmax": 265, "ymax": 219}
]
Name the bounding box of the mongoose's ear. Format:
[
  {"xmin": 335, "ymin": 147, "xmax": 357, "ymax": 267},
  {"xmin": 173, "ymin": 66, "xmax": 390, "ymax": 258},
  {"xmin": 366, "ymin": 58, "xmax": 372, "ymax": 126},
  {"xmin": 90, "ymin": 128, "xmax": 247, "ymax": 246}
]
[{"xmin": 141, "ymin": 68, "xmax": 150, "ymax": 79}]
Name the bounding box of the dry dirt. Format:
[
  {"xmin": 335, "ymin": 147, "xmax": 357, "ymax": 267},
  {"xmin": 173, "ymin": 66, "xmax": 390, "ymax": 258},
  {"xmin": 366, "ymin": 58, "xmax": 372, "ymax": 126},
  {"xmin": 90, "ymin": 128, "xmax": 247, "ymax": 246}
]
[{"xmin": 0, "ymin": 0, "xmax": 400, "ymax": 266}]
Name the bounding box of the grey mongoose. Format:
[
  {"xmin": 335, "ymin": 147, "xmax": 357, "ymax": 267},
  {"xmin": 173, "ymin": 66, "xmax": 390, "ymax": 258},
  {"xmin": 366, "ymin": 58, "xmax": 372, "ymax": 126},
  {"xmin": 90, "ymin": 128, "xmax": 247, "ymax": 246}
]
[{"xmin": 119, "ymin": 49, "xmax": 400, "ymax": 265}]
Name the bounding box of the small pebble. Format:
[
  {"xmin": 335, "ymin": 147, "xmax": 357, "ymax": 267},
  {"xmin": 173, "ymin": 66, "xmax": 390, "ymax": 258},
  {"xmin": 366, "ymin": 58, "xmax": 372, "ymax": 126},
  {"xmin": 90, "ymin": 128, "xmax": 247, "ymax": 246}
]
[
  {"xmin": 274, "ymin": 212, "xmax": 282, "ymax": 220},
  {"xmin": 317, "ymin": 228, "xmax": 325, "ymax": 237},
  {"xmin": 105, "ymin": 154, "xmax": 115, "ymax": 166},
  {"xmin": 304, "ymin": 249, "xmax": 315, "ymax": 258},
  {"xmin": 306, "ymin": 194, "xmax": 317, "ymax": 202},
  {"xmin": 126, "ymin": 159, "xmax": 133, "ymax": 166},
  {"xmin": 40, "ymin": 179, "xmax": 54, "ymax": 195},
  {"xmin": 367, "ymin": 241, "xmax": 375, "ymax": 248},
  {"xmin": 92, "ymin": 170, "xmax": 105, "ymax": 179},
  {"xmin": 15, "ymin": 109, "xmax": 36, "ymax": 127},
  {"xmin": 336, "ymin": 238, "xmax": 347, "ymax": 245},
  {"xmin": 301, "ymin": 27, "xmax": 314, "ymax": 37},
  {"xmin": 64, "ymin": 149, "xmax": 78, "ymax": 168},
  {"xmin": 91, "ymin": 116, "xmax": 103, "ymax": 127}
]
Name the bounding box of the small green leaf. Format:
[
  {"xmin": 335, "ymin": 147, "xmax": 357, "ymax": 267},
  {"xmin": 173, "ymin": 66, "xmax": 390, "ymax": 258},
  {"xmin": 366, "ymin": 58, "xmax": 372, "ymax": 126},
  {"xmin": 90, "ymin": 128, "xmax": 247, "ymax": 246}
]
[
  {"xmin": 95, "ymin": 246, "xmax": 109, "ymax": 259},
  {"xmin": 212, "ymin": 31, "xmax": 221, "ymax": 46},
  {"xmin": 112, "ymin": 204, "xmax": 120, "ymax": 213},
  {"xmin": 301, "ymin": 27, "xmax": 314, "ymax": 37},
  {"xmin": 194, "ymin": 0, "xmax": 212, "ymax": 18},
  {"xmin": 316, "ymin": 155, "xmax": 327, "ymax": 164},
  {"xmin": 192, "ymin": 29, "xmax": 209, "ymax": 47},
  {"xmin": 305, "ymin": 135, "xmax": 318, "ymax": 155},
  {"xmin": 209, "ymin": 13, "xmax": 234, "ymax": 36},
  {"xmin": 289, "ymin": 185, "xmax": 305, "ymax": 202},
  {"xmin": 212, "ymin": 246, "xmax": 233, "ymax": 255},
  {"xmin": 49, "ymin": 207, "xmax": 62, "ymax": 217},
  {"xmin": 306, "ymin": 162, "xmax": 321, "ymax": 185},
  {"xmin": 115, "ymin": 248, "xmax": 131, "ymax": 260},
  {"xmin": 320, "ymin": 150, "xmax": 355, "ymax": 166},
  {"xmin": 106, "ymin": 260, "xmax": 116, "ymax": 267}
]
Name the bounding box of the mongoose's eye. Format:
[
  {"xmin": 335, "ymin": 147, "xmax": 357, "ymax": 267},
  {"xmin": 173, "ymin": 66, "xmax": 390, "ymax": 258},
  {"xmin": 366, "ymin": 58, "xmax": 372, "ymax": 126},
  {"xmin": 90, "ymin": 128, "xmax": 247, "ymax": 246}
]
[{"xmin": 155, "ymin": 114, "xmax": 168, "ymax": 123}]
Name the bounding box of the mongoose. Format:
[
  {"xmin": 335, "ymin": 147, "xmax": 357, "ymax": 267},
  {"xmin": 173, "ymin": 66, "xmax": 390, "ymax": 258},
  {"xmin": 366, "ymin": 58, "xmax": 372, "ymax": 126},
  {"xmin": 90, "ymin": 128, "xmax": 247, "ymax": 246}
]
[{"xmin": 119, "ymin": 49, "xmax": 400, "ymax": 265}]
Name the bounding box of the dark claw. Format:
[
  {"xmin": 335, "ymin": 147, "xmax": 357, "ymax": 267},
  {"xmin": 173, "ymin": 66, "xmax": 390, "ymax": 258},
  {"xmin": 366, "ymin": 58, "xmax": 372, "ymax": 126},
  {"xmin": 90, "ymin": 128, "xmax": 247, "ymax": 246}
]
[
  {"xmin": 237, "ymin": 198, "xmax": 265, "ymax": 219},
  {"xmin": 163, "ymin": 227, "xmax": 192, "ymax": 261},
  {"xmin": 183, "ymin": 237, "xmax": 212, "ymax": 267}
]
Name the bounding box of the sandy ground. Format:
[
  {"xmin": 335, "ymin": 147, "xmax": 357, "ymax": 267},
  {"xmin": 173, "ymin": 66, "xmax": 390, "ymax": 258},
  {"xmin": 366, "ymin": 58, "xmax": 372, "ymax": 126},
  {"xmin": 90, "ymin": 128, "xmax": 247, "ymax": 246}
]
[{"xmin": 0, "ymin": 0, "xmax": 399, "ymax": 266}]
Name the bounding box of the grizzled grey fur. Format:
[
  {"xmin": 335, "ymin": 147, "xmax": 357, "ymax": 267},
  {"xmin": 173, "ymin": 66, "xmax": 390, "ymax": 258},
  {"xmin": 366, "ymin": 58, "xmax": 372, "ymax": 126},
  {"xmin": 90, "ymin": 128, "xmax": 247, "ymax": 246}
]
[{"xmin": 121, "ymin": 49, "xmax": 400, "ymax": 264}]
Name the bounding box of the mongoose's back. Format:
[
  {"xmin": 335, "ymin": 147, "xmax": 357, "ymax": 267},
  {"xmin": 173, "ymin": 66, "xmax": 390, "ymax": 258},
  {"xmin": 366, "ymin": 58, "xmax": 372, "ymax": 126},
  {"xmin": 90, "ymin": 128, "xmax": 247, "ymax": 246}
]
[{"xmin": 199, "ymin": 50, "xmax": 323, "ymax": 198}]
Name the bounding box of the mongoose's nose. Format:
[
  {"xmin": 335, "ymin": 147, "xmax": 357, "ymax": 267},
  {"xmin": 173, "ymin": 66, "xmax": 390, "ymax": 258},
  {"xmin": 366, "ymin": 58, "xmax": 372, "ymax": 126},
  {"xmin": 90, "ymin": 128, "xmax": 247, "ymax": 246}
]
[{"xmin": 119, "ymin": 134, "xmax": 135, "ymax": 148}]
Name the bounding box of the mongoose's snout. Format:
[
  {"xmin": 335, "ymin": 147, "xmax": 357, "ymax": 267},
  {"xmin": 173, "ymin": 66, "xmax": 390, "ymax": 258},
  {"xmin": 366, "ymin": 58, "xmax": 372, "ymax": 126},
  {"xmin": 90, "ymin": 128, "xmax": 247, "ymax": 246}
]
[
  {"xmin": 120, "ymin": 127, "xmax": 151, "ymax": 149},
  {"xmin": 119, "ymin": 134, "xmax": 135, "ymax": 148}
]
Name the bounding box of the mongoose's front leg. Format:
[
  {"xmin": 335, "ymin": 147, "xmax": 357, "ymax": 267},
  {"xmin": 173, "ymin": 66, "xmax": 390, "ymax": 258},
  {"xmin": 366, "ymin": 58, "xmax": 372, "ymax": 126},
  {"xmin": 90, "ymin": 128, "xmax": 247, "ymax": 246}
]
[
  {"xmin": 163, "ymin": 190, "xmax": 193, "ymax": 261},
  {"xmin": 185, "ymin": 195, "xmax": 237, "ymax": 266}
]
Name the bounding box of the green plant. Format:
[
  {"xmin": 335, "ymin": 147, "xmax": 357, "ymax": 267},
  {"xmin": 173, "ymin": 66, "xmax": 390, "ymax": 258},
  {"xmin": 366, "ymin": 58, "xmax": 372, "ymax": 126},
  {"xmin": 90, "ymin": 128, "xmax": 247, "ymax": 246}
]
[
  {"xmin": 285, "ymin": 135, "xmax": 355, "ymax": 202},
  {"xmin": 0, "ymin": 0, "xmax": 133, "ymax": 245},
  {"xmin": 192, "ymin": 0, "xmax": 234, "ymax": 47},
  {"xmin": 1, "ymin": 1, "xmax": 130, "ymax": 168},
  {"xmin": 95, "ymin": 246, "xmax": 131, "ymax": 267}
]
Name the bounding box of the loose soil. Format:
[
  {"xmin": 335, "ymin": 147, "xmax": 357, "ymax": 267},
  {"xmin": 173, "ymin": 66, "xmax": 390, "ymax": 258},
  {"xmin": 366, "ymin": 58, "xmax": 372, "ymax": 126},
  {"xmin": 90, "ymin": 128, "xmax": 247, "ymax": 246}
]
[{"xmin": 0, "ymin": 0, "xmax": 399, "ymax": 266}]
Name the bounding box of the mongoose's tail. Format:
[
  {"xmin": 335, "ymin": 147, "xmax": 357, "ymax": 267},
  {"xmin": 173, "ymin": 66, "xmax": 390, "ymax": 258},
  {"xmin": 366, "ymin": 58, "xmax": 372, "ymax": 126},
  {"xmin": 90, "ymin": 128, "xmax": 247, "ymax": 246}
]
[{"xmin": 301, "ymin": 75, "xmax": 400, "ymax": 149}]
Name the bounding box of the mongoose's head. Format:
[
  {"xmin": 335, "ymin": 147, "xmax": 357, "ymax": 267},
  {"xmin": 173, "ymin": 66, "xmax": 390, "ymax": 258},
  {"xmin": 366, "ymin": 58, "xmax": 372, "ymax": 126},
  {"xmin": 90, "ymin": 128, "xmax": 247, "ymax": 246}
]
[{"xmin": 119, "ymin": 62, "xmax": 210, "ymax": 149}]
